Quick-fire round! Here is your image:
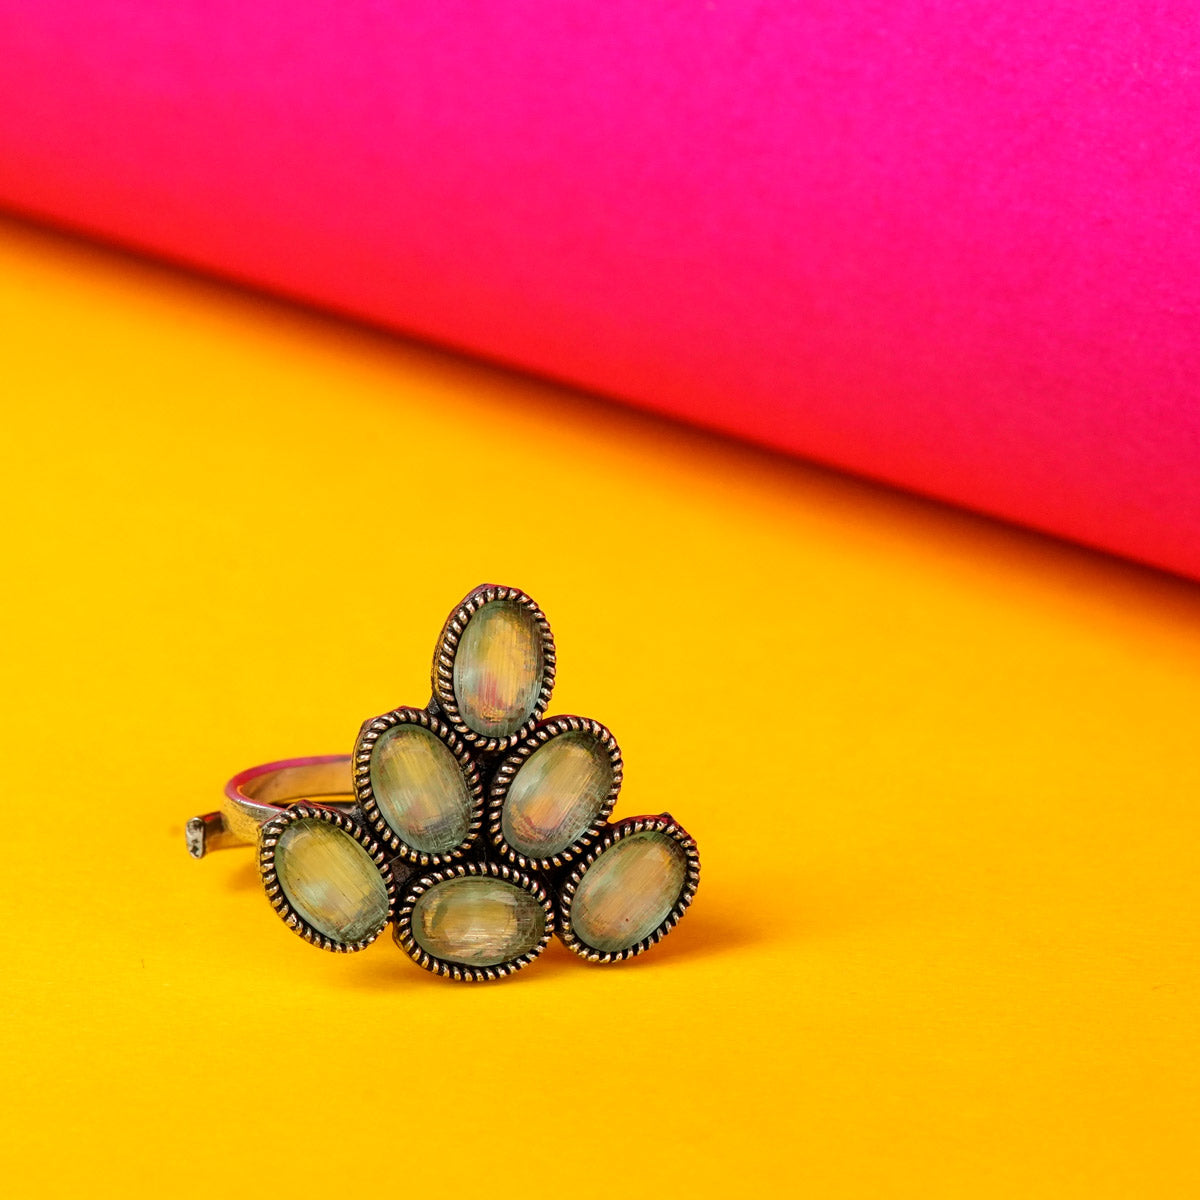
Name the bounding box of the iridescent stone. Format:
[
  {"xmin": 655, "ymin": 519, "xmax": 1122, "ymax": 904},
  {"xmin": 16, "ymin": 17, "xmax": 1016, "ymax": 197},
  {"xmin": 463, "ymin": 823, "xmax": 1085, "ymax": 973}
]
[
  {"xmin": 274, "ymin": 819, "xmax": 389, "ymax": 944},
  {"xmin": 571, "ymin": 831, "xmax": 687, "ymax": 953},
  {"xmin": 370, "ymin": 724, "xmax": 472, "ymax": 854},
  {"xmin": 452, "ymin": 600, "xmax": 543, "ymax": 738},
  {"xmin": 411, "ymin": 876, "xmax": 546, "ymax": 967},
  {"xmin": 502, "ymin": 731, "xmax": 613, "ymax": 859}
]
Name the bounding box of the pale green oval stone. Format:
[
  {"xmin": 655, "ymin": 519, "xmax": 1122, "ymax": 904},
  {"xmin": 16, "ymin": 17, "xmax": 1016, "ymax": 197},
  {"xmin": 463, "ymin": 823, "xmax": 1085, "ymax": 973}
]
[
  {"xmin": 370, "ymin": 724, "xmax": 472, "ymax": 854},
  {"xmin": 452, "ymin": 600, "xmax": 543, "ymax": 738},
  {"xmin": 411, "ymin": 876, "xmax": 546, "ymax": 967},
  {"xmin": 572, "ymin": 831, "xmax": 688, "ymax": 953},
  {"xmin": 274, "ymin": 819, "xmax": 390, "ymax": 944},
  {"xmin": 502, "ymin": 731, "xmax": 613, "ymax": 858}
]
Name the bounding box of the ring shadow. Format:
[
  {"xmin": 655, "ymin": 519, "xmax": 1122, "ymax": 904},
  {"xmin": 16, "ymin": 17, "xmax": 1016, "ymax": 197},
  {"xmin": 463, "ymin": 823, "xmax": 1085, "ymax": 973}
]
[
  {"xmin": 220, "ymin": 842, "xmax": 866, "ymax": 992},
  {"xmin": 336, "ymin": 887, "xmax": 773, "ymax": 992},
  {"xmin": 218, "ymin": 838, "xmax": 791, "ymax": 991},
  {"xmin": 224, "ymin": 858, "xmax": 266, "ymax": 894}
]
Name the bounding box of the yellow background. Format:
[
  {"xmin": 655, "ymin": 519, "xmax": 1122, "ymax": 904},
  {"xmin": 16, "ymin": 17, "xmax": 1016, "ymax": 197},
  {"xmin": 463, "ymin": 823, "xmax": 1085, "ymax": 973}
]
[{"xmin": 2, "ymin": 215, "xmax": 1198, "ymax": 1197}]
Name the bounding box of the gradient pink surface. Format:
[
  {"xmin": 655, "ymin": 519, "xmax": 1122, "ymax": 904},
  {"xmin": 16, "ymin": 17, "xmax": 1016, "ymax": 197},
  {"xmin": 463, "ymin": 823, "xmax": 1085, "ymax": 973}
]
[{"xmin": 1, "ymin": 3, "xmax": 1197, "ymax": 576}]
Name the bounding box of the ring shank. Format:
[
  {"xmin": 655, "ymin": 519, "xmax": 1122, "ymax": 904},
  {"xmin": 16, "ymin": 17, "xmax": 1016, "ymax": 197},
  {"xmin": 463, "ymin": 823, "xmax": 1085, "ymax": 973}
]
[{"xmin": 186, "ymin": 755, "xmax": 354, "ymax": 858}]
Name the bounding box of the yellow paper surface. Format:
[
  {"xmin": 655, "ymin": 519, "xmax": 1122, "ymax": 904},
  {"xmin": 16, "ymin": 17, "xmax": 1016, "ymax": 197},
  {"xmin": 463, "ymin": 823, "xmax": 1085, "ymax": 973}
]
[{"xmin": 1, "ymin": 216, "xmax": 1198, "ymax": 1197}]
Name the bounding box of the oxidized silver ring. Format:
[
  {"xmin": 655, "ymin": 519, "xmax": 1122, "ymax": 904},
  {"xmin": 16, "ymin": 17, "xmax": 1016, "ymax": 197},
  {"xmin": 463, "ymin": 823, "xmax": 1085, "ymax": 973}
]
[{"xmin": 186, "ymin": 583, "xmax": 701, "ymax": 982}]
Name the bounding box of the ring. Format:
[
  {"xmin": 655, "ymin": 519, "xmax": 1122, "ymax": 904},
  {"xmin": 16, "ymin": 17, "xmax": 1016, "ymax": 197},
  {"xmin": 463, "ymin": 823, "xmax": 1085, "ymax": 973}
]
[{"xmin": 186, "ymin": 583, "xmax": 701, "ymax": 982}]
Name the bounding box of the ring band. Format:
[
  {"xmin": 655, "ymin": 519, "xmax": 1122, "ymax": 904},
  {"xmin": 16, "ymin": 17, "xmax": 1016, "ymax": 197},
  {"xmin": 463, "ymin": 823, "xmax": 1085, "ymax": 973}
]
[
  {"xmin": 186, "ymin": 754, "xmax": 354, "ymax": 858},
  {"xmin": 186, "ymin": 583, "xmax": 701, "ymax": 982}
]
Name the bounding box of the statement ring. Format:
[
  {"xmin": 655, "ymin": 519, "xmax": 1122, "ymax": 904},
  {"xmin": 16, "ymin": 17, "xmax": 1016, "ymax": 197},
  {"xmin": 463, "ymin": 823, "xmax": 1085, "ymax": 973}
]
[{"xmin": 186, "ymin": 584, "xmax": 700, "ymax": 982}]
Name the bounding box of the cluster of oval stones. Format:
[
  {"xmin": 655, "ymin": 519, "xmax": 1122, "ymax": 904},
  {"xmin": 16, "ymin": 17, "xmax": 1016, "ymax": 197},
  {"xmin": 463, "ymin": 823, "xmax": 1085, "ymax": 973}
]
[{"xmin": 259, "ymin": 584, "xmax": 700, "ymax": 981}]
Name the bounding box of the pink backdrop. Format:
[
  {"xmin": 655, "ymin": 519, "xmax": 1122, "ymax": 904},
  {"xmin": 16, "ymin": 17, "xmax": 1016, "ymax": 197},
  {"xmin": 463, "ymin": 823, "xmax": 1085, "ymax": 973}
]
[{"xmin": 2, "ymin": 3, "xmax": 1198, "ymax": 577}]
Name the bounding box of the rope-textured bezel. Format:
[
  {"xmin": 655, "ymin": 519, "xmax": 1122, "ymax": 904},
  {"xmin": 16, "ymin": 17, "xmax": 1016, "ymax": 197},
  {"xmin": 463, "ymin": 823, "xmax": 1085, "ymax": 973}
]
[
  {"xmin": 258, "ymin": 804, "xmax": 396, "ymax": 953},
  {"xmin": 353, "ymin": 706, "xmax": 484, "ymax": 865},
  {"xmin": 393, "ymin": 861, "xmax": 556, "ymax": 982},
  {"xmin": 431, "ymin": 583, "xmax": 556, "ymax": 752},
  {"xmin": 488, "ymin": 715, "xmax": 623, "ymax": 870},
  {"xmin": 558, "ymin": 815, "xmax": 700, "ymax": 963}
]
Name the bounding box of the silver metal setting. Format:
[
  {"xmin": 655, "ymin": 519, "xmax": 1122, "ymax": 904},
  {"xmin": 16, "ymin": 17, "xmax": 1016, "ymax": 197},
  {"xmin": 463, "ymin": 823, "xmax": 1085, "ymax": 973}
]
[
  {"xmin": 393, "ymin": 861, "xmax": 556, "ymax": 982},
  {"xmin": 487, "ymin": 715, "xmax": 623, "ymax": 871},
  {"xmin": 352, "ymin": 706, "xmax": 484, "ymax": 864},
  {"xmin": 258, "ymin": 804, "xmax": 397, "ymax": 953},
  {"xmin": 190, "ymin": 583, "xmax": 701, "ymax": 982},
  {"xmin": 431, "ymin": 583, "xmax": 556, "ymax": 752},
  {"xmin": 557, "ymin": 815, "xmax": 701, "ymax": 964}
]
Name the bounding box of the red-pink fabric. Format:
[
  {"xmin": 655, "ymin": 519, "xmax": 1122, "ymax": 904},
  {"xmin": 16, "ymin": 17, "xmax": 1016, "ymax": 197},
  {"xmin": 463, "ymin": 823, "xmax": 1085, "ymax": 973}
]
[{"xmin": 2, "ymin": 4, "xmax": 1198, "ymax": 577}]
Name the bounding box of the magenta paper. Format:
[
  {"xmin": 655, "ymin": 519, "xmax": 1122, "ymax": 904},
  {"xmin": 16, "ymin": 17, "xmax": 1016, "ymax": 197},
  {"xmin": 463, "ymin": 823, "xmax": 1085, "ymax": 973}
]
[{"xmin": 1, "ymin": 4, "xmax": 1197, "ymax": 576}]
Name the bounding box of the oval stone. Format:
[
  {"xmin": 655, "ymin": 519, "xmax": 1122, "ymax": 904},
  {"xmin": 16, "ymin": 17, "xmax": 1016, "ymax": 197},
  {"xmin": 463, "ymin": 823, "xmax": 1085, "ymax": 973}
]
[
  {"xmin": 502, "ymin": 731, "xmax": 613, "ymax": 859},
  {"xmin": 370, "ymin": 724, "xmax": 472, "ymax": 854},
  {"xmin": 410, "ymin": 876, "xmax": 546, "ymax": 967},
  {"xmin": 571, "ymin": 831, "xmax": 688, "ymax": 953},
  {"xmin": 274, "ymin": 819, "xmax": 390, "ymax": 944},
  {"xmin": 452, "ymin": 600, "xmax": 544, "ymax": 738}
]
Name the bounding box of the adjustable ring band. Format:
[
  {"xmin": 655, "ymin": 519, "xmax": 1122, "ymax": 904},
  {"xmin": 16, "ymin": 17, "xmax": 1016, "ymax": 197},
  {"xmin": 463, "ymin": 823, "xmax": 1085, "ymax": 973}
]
[
  {"xmin": 185, "ymin": 583, "xmax": 701, "ymax": 982},
  {"xmin": 185, "ymin": 754, "xmax": 354, "ymax": 858}
]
